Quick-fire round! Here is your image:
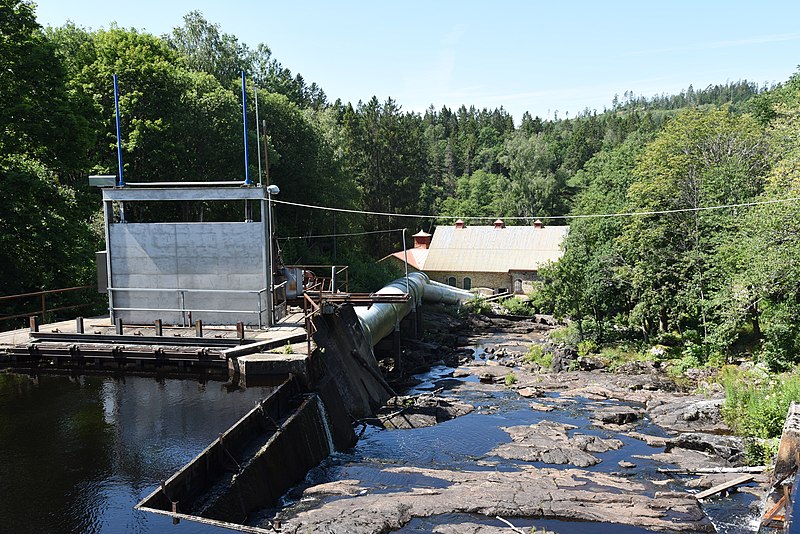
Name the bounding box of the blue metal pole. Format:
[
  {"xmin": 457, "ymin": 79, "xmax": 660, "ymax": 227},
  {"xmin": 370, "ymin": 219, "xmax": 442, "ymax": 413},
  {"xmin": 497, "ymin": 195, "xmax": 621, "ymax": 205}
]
[
  {"xmin": 241, "ymin": 71, "xmax": 251, "ymax": 185},
  {"xmin": 113, "ymin": 74, "xmax": 124, "ymax": 187}
]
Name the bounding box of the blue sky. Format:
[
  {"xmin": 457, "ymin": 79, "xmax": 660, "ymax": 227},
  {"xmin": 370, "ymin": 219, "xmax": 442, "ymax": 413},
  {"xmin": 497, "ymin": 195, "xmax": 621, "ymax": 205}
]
[{"xmin": 33, "ymin": 1, "xmax": 800, "ymax": 122}]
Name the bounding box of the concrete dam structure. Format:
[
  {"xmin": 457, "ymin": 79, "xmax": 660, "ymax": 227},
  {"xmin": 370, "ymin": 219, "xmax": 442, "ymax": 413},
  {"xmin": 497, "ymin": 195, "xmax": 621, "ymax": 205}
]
[{"xmin": 0, "ymin": 182, "xmax": 473, "ymax": 532}]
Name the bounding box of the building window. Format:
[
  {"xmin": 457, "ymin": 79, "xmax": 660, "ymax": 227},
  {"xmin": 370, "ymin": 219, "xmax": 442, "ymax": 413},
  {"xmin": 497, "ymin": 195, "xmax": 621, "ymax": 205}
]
[
  {"xmin": 446, "ymin": 276, "xmax": 457, "ymax": 287},
  {"xmin": 463, "ymin": 277, "xmax": 472, "ymax": 290},
  {"xmin": 514, "ymin": 279, "xmax": 523, "ymax": 293}
]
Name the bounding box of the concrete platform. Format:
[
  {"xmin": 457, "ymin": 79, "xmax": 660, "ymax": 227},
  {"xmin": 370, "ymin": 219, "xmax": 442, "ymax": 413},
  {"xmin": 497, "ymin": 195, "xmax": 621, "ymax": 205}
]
[
  {"xmin": 1, "ymin": 312, "xmax": 311, "ymax": 379},
  {"xmin": 0, "ymin": 312, "xmax": 307, "ymax": 347}
]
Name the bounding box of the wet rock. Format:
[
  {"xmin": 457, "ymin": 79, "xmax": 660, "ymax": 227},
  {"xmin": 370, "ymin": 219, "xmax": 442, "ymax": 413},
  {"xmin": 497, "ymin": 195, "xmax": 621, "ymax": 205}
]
[
  {"xmin": 628, "ymin": 431, "xmax": 669, "ymax": 448},
  {"xmin": 683, "ymin": 367, "xmax": 718, "ymax": 382},
  {"xmin": 578, "ymin": 356, "xmax": 607, "ymax": 371},
  {"xmin": 516, "ymin": 386, "xmax": 544, "ymax": 398},
  {"xmin": 665, "ymin": 433, "xmax": 746, "ymax": 466},
  {"xmin": 635, "ymin": 447, "xmax": 732, "ymax": 471},
  {"xmin": 686, "ymin": 472, "xmax": 767, "ymax": 498},
  {"xmin": 491, "ymin": 421, "xmax": 623, "ymax": 468},
  {"xmin": 619, "ymin": 460, "xmax": 637, "ymax": 469},
  {"xmin": 649, "ymin": 397, "xmax": 728, "ymax": 433},
  {"xmin": 593, "ymin": 406, "xmax": 642, "ymax": 426},
  {"xmin": 479, "ymin": 373, "xmax": 499, "ymax": 384},
  {"xmin": 615, "ymin": 360, "xmax": 661, "ymax": 375},
  {"xmin": 278, "ymin": 465, "xmax": 714, "ymax": 533},
  {"xmin": 457, "ymin": 348, "xmax": 475, "ymax": 358},
  {"xmin": 529, "ymin": 402, "xmax": 555, "ymax": 412},
  {"xmin": 534, "ymin": 314, "xmax": 558, "ymax": 326},
  {"xmin": 452, "ymin": 368, "xmax": 472, "ymax": 378},
  {"xmin": 433, "ymin": 523, "xmax": 555, "ymax": 534},
  {"xmin": 302, "ymin": 479, "xmax": 362, "ymax": 497},
  {"xmin": 373, "ymin": 396, "xmax": 474, "ymax": 429}
]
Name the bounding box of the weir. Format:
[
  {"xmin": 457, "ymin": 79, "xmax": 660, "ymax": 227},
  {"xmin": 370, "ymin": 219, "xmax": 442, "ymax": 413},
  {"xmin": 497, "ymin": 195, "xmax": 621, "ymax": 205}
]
[{"xmin": 132, "ymin": 274, "xmax": 471, "ymax": 531}]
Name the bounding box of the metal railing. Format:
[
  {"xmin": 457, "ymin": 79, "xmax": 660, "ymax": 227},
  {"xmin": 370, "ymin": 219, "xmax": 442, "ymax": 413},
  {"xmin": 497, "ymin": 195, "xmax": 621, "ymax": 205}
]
[
  {"xmin": 108, "ymin": 287, "xmax": 270, "ymax": 328},
  {"xmin": 0, "ymin": 285, "xmax": 99, "ymax": 326},
  {"xmin": 302, "ymin": 292, "xmax": 321, "ymax": 357},
  {"xmin": 286, "ymin": 265, "xmax": 349, "ymax": 293}
]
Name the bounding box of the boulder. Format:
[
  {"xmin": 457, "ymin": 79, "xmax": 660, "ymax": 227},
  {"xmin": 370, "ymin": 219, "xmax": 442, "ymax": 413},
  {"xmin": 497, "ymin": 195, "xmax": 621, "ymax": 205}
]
[
  {"xmin": 649, "ymin": 397, "xmax": 728, "ymax": 433},
  {"xmin": 491, "ymin": 421, "xmax": 622, "ymax": 468},
  {"xmin": 373, "ymin": 396, "xmax": 474, "ymax": 430},
  {"xmin": 593, "ymin": 406, "xmax": 643, "ymax": 426},
  {"xmin": 665, "ymin": 433, "xmax": 746, "ymax": 466}
]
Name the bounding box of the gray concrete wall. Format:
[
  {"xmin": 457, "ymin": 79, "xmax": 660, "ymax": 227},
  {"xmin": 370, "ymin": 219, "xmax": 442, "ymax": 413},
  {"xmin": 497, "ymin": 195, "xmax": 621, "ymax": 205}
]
[{"xmin": 109, "ymin": 222, "xmax": 266, "ymax": 325}]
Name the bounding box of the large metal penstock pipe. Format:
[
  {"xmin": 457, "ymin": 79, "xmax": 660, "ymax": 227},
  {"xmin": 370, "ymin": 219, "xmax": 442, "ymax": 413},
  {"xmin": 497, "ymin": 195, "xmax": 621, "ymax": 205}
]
[{"xmin": 355, "ymin": 272, "xmax": 472, "ymax": 347}]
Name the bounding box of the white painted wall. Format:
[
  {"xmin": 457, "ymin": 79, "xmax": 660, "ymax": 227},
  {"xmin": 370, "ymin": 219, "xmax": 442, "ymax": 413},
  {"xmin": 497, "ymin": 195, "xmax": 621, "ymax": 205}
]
[{"xmin": 109, "ymin": 223, "xmax": 266, "ymax": 325}]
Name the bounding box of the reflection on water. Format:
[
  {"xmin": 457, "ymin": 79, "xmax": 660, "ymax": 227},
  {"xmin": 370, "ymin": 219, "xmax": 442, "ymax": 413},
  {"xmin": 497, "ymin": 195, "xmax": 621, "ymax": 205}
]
[{"xmin": 0, "ymin": 373, "xmax": 273, "ymax": 533}]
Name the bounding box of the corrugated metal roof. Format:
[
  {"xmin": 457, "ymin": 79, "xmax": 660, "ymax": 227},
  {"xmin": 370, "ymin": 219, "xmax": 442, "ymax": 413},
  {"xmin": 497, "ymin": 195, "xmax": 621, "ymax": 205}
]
[{"xmin": 423, "ymin": 225, "xmax": 568, "ymax": 273}]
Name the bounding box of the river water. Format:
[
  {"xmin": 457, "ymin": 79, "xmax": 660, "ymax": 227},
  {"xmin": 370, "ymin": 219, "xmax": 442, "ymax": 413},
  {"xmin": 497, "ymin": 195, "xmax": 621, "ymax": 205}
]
[
  {"xmin": 0, "ymin": 373, "xmax": 271, "ymax": 533},
  {"xmin": 1, "ymin": 361, "xmax": 764, "ymax": 533},
  {"xmin": 270, "ymin": 361, "xmax": 763, "ymax": 533}
]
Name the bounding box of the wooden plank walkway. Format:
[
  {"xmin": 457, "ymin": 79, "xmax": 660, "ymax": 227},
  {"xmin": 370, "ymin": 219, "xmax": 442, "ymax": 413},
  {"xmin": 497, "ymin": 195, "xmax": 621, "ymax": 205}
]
[{"xmin": 694, "ymin": 474, "xmax": 754, "ymax": 500}]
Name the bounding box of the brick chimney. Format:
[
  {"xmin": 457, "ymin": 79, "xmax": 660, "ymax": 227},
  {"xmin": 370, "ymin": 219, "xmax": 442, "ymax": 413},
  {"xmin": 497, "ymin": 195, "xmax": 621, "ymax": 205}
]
[
  {"xmin": 412, "ymin": 230, "xmax": 432, "ymax": 249},
  {"xmin": 493, "ymin": 219, "xmax": 505, "ymax": 229},
  {"xmin": 533, "ymin": 219, "xmax": 544, "ymax": 229},
  {"xmin": 455, "ymin": 219, "xmax": 465, "ymax": 229}
]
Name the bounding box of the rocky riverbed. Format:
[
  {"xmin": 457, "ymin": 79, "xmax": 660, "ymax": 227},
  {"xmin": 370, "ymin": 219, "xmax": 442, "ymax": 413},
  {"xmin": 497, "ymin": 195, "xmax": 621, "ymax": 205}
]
[{"xmin": 265, "ymin": 310, "xmax": 768, "ymax": 534}]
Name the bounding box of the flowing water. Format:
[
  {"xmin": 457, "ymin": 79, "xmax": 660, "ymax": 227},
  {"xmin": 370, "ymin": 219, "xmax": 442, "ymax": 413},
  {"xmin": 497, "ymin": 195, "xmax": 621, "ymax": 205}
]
[
  {"xmin": 272, "ymin": 354, "xmax": 764, "ymax": 533},
  {"xmin": 0, "ymin": 349, "xmax": 767, "ymax": 533},
  {"xmin": 0, "ymin": 372, "xmax": 274, "ymax": 533}
]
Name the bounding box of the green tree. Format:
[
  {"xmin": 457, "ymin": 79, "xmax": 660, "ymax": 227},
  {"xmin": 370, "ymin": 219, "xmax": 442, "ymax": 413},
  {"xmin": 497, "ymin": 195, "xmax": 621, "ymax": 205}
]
[
  {"xmin": 620, "ymin": 108, "xmax": 768, "ymax": 340},
  {"xmin": 0, "ymin": 155, "xmax": 96, "ymax": 295},
  {"xmin": 501, "ymin": 131, "xmax": 568, "ymax": 218}
]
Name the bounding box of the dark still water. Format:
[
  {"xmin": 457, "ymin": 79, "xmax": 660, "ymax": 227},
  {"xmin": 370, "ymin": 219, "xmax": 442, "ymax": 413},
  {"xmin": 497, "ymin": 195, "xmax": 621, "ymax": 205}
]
[{"xmin": 0, "ymin": 373, "xmax": 273, "ymax": 534}]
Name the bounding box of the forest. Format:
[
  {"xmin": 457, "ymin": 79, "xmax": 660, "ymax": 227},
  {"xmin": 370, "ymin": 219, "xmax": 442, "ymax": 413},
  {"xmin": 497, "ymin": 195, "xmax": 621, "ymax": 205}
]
[{"xmin": 2, "ymin": 0, "xmax": 800, "ymax": 384}]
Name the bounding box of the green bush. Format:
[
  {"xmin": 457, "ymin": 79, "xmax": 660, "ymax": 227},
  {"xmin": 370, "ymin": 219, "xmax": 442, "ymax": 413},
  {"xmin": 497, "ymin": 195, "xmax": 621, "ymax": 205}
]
[
  {"xmin": 720, "ymin": 367, "xmax": 800, "ymax": 464},
  {"xmin": 577, "ymin": 340, "xmax": 598, "ymax": 357},
  {"xmin": 761, "ymin": 322, "xmax": 800, "ymax": 372},
  {"xmin": 656, "ymin": 331, "xmax": 683, "ymax": 347},
  {"xmin": 600, "ymin": 345, "xmax": 648, "ymax": 371},
  {"xmin": 548, "ymin": 323, "xmax": 582, "ymax": 346},
  {"xmin": 744, "ymin": 438, "xmax": 779, "ymax": 466},
  {"xmin": 504, "ymin": 372, "xmax": 518, "ymax": 387},
  {"xmin": 464, "ymin": 296, "xmax": 492, "ymax": 315},
  {"xmin": 666, "ymin": 353, "xmax": 701, "ymax": 378},
  {"xmin": 500, "ymin": 296, "xmax": 535, "ymax": 316},
  {"xmin": 524, "ymin": 344, "xmax": 553, "ymax": 369}
]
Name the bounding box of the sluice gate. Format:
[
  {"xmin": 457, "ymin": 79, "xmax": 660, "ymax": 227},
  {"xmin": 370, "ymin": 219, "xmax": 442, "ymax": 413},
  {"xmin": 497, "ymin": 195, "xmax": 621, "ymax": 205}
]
[{"xmin": 136, "ymin": 374, "xmax": 352, "ymax": 531}]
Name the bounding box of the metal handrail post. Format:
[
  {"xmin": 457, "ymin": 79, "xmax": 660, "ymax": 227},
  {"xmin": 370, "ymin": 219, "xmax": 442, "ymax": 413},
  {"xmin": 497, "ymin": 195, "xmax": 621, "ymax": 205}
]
[
  {"xmin": 257, "ymin": 293, "xmax": 263, "ymax": 330},
  {"xmin": 179, "ymin": 290, "xmax": 186, "ymax": 327}
]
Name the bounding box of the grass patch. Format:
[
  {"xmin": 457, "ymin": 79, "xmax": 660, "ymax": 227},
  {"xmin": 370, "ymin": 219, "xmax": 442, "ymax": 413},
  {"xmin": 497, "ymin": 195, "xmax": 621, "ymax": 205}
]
[
  {"xmin": 720, "ymin": 366, "xmax": 800, "ymax": 464},
  {"xmin": 524, "ymin": 344, "xmax": 553, "ymax": 369},
  {"xmin": 598, "ymin": 345, "xmax": 648, "ymax": 371},
  {"xmin": 504, "ymin": 372, "xmax": 518, "ymax": 387}
]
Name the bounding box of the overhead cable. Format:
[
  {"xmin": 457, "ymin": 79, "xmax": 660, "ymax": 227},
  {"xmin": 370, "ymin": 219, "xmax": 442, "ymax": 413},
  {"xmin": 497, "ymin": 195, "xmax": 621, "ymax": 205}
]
[
  {"xmin": 279, "ymin": 228, "xmax": 407, "ymax": 240},
  {"xmin": 271, "ymin": 196, "xmax": 800, "ymax": 221}
]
